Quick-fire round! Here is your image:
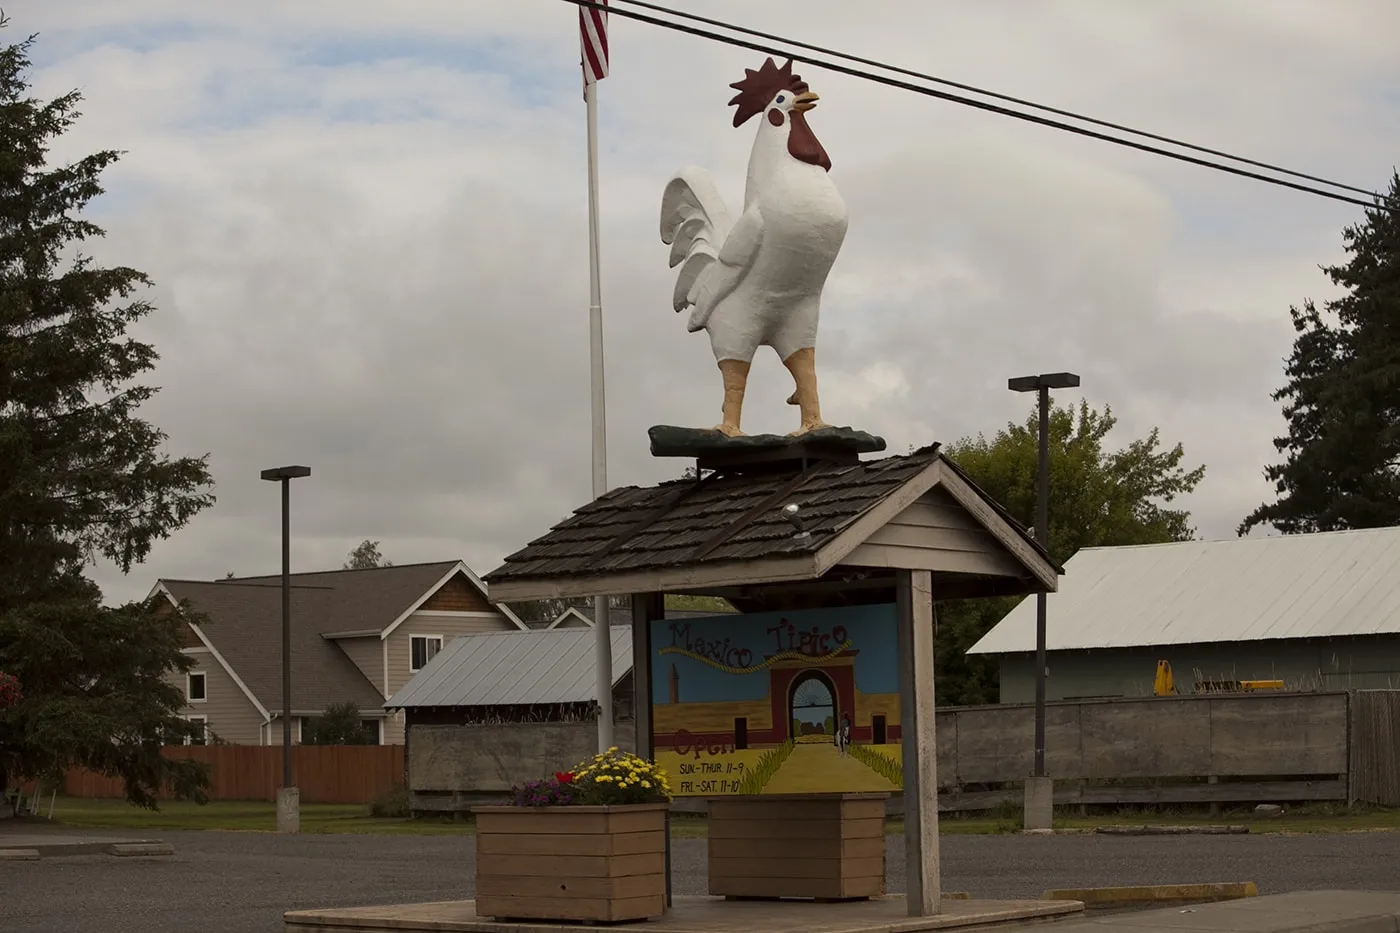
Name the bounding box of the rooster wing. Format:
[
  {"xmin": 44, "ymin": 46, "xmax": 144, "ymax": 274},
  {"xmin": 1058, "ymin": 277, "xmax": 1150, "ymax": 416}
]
[{"xmin": 661, "ymin": 167, "xmax": 764, "ymax": 333}]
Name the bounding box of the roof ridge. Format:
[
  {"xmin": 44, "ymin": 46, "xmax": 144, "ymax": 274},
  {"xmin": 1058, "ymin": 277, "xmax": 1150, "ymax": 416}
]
[
  {"xmin": 161, "ymin": 577, "xmax": 333, "ymax": 589},
  {"xmin": 224, "ymin": 558, "xmax": 462, "ymax": 579},
  {"xmin": 1078, "ymin": 526, "xmax": 1400, "ymax": 553}
]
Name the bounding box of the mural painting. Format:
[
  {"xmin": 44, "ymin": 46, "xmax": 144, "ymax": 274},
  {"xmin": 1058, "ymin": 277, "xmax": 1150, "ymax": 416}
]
[{"xmin": 650, "ymin": 605, "xmax": 904, "ymax": 796}]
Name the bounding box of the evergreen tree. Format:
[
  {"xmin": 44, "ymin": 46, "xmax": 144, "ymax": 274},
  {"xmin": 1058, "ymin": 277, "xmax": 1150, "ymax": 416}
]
[
  {"xmin": 0, "ymin": 22, "xmax": 215, "ymax": 806},
  {"xmin": 1239, "ymin": 173, "xmax": 1400, "ymax": 535}
]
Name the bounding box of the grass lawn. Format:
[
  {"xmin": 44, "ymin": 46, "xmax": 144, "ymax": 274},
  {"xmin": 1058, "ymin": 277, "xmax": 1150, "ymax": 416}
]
[
  {"xmin": 41, "ymin": 797, "xmax": 472, "ymax": 835},
  {"xmin": 39, "ymin": 797, "xmax": 1400, "ymax": 837}
]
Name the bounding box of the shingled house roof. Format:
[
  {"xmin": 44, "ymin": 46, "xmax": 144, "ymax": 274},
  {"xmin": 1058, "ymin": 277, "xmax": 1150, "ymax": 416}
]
[
  {"xmin": 154, "ymin": 560, "xmax": 521, "ymax": 714},
  {"xmin": 161, "ymin": 577, "xmax": 389, "ymax": 713},
  {"xmin": 484, "ymin": 446, "xmax": 1059, "ymax": 602}
]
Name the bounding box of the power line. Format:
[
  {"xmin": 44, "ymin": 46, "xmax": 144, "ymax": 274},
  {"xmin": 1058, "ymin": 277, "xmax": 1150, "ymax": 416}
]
[
  {"xmin": 614, "ymin": 0, "xmax": 1376, "ymax": 199},
  {"xmin": 566, "ymin": 0, "xmax": 1392, "ymax": 214}
]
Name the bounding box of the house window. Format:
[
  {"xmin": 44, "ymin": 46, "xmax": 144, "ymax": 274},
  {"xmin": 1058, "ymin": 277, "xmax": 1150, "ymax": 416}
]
[
  {"xmin": 361, "ymin": 719, "xmax": 382, "ymax": 745},
  {"xmin": 410, "ymin": 635, "xmax": 443, "ymax": 672},
  {"xmin": 187, "ymin": 671, "xmax": 207, "ymax": 703},
  {"xmin": 186, "ymin": 715, "xmax": 208, "ymax": 746}
]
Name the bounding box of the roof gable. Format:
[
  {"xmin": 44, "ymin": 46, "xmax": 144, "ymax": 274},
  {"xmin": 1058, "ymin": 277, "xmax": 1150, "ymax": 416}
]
[{"xmin": 968, "ymin": 527, "xmax": 1400, "ymax": 655}]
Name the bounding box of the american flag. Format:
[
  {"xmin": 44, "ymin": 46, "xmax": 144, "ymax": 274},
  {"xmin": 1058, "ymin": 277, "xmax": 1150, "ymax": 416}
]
[{"xmin": 579, "ymin": 0, "xmax": 609, "ymax": 93}]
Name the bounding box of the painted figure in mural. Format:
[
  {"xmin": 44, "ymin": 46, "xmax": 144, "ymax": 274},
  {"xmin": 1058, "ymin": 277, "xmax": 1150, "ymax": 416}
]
[{"xmin": 659, "ymin": 57, "xmax": 849, "ymax": 438}]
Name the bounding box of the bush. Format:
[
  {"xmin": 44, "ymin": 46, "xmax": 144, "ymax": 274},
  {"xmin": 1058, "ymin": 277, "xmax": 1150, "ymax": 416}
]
[{"xmin": 370, "ymin": 785, "xmax": 409, "ymax": 818}]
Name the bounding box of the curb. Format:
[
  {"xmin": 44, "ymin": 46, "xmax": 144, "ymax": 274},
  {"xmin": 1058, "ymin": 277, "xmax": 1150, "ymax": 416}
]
[
  {"xmin": 1094, "ymin": 825, "xmax": 1250, "ymax": 835},
  {"xmin": 1042, "ymin": 882, "xmax": 1258, "ymax": 907},
  {"xmin": 0, "ymin": 848, "xmax": 40, "ymax": 861},
  {"xmin": 109, "ymin": 842, "xmax": 175, "ymax": 858}
]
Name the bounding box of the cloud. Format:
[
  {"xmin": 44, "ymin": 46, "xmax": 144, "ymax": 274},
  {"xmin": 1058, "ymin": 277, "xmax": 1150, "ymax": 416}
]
[{"xmin": 17, "ymin": 1, "xmax": 1400, "ymax": 601}]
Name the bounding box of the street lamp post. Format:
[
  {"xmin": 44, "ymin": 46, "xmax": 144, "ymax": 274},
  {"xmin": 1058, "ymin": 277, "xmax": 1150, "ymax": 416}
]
[
  {"xmin": 1008, "ymin": 372, "xmax": 1079, "ymax": 830},
  {"xmin": 260, "ymin": 464, "xmax": 311, "ymax": 833}
]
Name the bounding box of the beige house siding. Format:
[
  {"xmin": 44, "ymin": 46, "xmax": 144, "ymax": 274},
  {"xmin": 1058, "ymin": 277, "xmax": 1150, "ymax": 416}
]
[
  {"xmin": 382, "ymin": 609, "xmax": 519, "ymax": 746},
  {"xmin": 168, "ymin": 648, "xmax": 266, "ymax": 745},
  {"xmin": 385, "ymin": 610, "xmax": 517, "ymax": 695},
  {"xmin": 333, "ymin": 636, "xmax": 385, "ymax": 695}
]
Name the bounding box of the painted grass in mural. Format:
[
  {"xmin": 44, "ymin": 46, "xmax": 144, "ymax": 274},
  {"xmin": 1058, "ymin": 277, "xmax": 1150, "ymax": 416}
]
[{"xmin": 650, "ymin": 604, "xmax": 903, "ymax": 795}]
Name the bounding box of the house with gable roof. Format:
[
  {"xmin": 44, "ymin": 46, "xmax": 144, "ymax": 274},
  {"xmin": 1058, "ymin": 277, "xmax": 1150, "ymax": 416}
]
[{"xmin": 149, "ymin": 560, "xmax": 527, "ymax": 745}]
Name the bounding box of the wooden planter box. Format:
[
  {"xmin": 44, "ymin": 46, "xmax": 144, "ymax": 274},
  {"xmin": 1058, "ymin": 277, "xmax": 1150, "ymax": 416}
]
[
  {"xmin": 708, "ymin": 793, "xmax": 888, "ymax": 901},
  {"xmin": 472, "ymin": 803, "xmax": 668, "ymax": 923}
]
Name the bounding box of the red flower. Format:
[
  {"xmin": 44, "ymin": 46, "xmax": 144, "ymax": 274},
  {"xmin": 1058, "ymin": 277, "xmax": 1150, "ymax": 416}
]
[
  {"xmin": 554, "ymin": 771, "xmax": 575, "ymax": 784},
  {"xmin": 0, "ymin": 671, "xmax": 20, "ymax": 710}
]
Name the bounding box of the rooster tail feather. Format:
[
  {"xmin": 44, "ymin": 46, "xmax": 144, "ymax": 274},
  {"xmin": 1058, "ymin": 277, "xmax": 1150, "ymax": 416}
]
[{"xmin": 659, "ymin": 167, "xmax": 732, "ymax": 316}]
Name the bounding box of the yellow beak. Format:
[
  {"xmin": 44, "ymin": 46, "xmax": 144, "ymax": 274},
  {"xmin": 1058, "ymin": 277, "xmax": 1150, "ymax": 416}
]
[{"xmin": 793, "ymin": 91, "xmax": 819, "ymax": 113}]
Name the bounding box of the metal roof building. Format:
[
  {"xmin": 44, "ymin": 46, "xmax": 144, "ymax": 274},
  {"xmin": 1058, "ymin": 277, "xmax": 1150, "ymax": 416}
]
[
  {"xmin": 387, "ymin": 628, "xmax": 633, "ymax": 710},
  {"xmin": 969, "ymin": 528, "xmax": 1400, "ymax": 702}
]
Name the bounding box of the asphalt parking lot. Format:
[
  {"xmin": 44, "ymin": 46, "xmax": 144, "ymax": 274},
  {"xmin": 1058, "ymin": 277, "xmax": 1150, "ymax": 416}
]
[{"xmin": 5, "ymin": 829, "xmax": 1400, "ymax": 933}]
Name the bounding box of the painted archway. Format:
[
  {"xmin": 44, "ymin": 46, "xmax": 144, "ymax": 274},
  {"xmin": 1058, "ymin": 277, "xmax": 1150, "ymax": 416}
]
[{"xmin": 787, "ymin": 669, "xmax": 839, "ymax": 739}]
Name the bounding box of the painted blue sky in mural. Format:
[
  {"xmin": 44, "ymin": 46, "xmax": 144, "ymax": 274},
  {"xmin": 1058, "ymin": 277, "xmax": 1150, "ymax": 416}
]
[{"xmin": 650, "ymin": 604, "xmax": 898, "ymax": 705}]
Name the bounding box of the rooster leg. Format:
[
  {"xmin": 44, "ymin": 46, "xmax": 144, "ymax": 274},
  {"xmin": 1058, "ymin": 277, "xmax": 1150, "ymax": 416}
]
[
  {"xmin": 714, "ymin": 359, "xmax": 750, "ymax": 437},
  {"xmin": 783, "ymin": 347, "xmax": 830, "ymax": 436}
]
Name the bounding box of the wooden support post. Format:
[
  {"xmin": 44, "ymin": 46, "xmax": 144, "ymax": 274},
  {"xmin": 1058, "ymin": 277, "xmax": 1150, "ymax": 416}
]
[
  {"xmin": 897, "ymin": 569, "xmax": 940, "ymax": 917},
  {"xmin": 629, "ymin": 592, "xmax": 667, "ymax": 906}
]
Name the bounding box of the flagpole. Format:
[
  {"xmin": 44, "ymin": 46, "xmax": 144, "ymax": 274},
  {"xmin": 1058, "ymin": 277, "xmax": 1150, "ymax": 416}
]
[{"xmin": 585, "ymin": 74, "xmax": 614, "ymax": 754}]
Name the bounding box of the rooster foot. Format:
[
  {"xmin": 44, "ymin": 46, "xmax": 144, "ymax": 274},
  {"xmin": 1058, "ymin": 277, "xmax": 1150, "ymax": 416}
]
[
  {"xmin": 712, "ymin": 423, "xmax": 746, "ymax": 438},
  {"xmin": 786, "ymin": 391, "xmax": 800, "ymax": 406},
  {"xmin": 789, "ymin": 419, "xmax": 831, "ymax": 438}
]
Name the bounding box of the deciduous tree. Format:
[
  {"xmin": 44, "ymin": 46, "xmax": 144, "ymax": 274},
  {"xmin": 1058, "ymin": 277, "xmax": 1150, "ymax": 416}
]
[
  {"xmin": 936, "ymin": 400, "xmax": 1204, "ymax": 705},
  {"xmin": 343, "ymin": 539, "xmax": 392, "ymax": 570}
]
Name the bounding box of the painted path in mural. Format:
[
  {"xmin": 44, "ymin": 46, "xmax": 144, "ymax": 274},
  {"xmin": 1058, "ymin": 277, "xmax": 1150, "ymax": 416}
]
[{"xmin": 760, "ymin": 742, "xmax": 900, "ymax": 794}]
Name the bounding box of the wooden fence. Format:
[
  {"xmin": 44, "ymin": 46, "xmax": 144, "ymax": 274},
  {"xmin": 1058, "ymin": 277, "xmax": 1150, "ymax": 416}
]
[
  {"xmin": 933, "ymin": 690, "xmax": 1358, "ymax": 811},
  {"xmin": 406, "ymin": 690, "xmax": 1400, "ymax": 813},
  {"xmin": 52, "ymin": 745, "xmax": 405, "ymax": 804},
  {"xmin": 1350, "ymin": 690, "xmax": 1400, "ymax": 807}
]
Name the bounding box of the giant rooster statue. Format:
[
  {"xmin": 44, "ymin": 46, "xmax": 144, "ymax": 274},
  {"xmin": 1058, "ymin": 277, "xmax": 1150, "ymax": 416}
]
[{"xmin": 660, "ymin": 58, "xmax": 848, "ymax": 438}]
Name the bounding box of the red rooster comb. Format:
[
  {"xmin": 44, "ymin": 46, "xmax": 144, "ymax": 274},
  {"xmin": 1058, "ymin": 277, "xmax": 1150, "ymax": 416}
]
[{"xmin": 728, "ymin": 57, "xmax": 811, "ymax": 128}]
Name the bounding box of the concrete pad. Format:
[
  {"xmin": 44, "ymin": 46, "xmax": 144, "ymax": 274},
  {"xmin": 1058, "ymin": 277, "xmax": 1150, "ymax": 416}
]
[
  {"xmin": 1030, "ymin": 891, "xmax": 1400, "ymax": 932},
  {"xmin": 0, "ymin": 848, "xmax": 40, "ymax": 861},
  {"xmin": 1042, "ymin": 883, "xmax": 1258, "ymax": 907},
  {"xmin": 108, "ymin": 842, "xmax": 175, "ymax": 857},
  {"xmin": 285, "ymin": 895, "xmax": 1083, "ymax": 933}
]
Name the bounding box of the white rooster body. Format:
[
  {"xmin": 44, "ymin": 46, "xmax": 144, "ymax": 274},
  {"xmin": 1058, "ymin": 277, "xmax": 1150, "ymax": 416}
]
[{"xmin": 659, "ymin": 58, "xmax": 848, "ymax": 437}]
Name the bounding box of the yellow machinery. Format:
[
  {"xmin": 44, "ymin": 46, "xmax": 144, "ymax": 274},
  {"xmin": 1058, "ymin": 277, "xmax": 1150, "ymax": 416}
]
[{"xmin": 1155, "ymin": 659, "xmax": 1285, "ymax": 695}]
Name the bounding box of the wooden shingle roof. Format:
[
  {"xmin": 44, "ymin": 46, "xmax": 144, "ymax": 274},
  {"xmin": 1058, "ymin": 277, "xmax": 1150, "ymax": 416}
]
[
  {"xmin": 485, "ymin": 447, "xmax": 1059, "ymax": 601},
  {"xmin": 492, "ymin": 451, "xmax": 937, "ymax": 581}
]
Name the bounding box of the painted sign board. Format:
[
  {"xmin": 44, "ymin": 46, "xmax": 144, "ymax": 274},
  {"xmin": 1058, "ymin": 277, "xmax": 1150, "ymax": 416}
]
[{"xmin": 650, "ymin": 605, "xmax": 904, "ymax": 796}]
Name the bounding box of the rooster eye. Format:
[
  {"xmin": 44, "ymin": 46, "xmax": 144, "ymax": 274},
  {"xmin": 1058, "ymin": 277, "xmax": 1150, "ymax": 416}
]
[{"xmin": 775, "ymin": 95, "xmax": 785, "ymax": 104}]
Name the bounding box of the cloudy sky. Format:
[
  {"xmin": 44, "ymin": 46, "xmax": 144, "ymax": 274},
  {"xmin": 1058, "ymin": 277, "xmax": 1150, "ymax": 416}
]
[{"xmin": 22, "ymin": 1, "xmax": 1400, "ymax": 604}]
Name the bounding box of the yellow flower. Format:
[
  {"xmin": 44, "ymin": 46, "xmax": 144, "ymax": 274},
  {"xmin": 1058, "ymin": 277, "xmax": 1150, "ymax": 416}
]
[
  {"xmin": 597, "ymin": 775, "xmax": 612, "ymax": 782},
  {"xmin": 641, "ymin": 780, "xmax": 651, "ymax": 789}
]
